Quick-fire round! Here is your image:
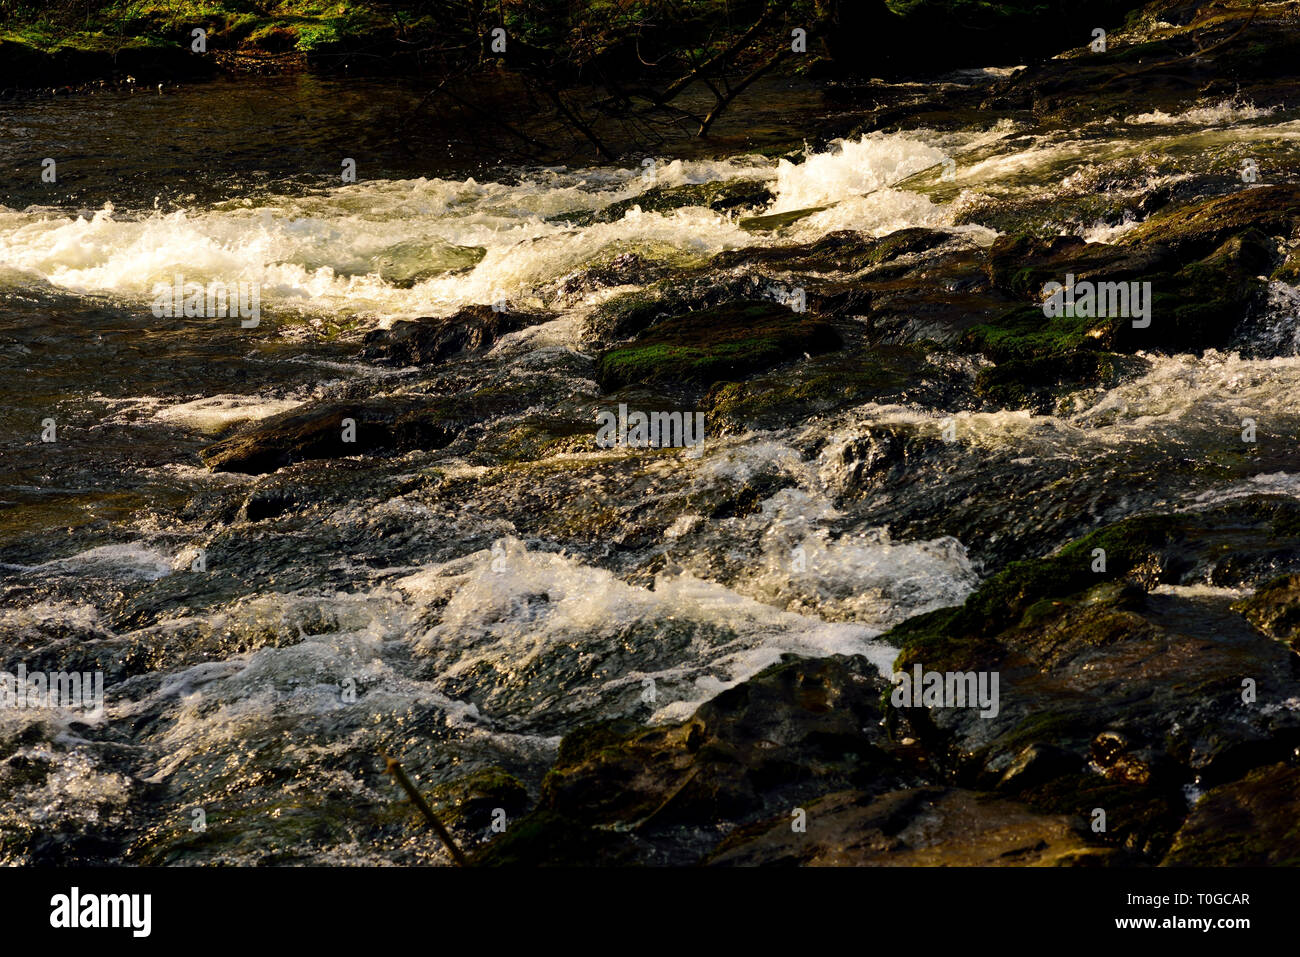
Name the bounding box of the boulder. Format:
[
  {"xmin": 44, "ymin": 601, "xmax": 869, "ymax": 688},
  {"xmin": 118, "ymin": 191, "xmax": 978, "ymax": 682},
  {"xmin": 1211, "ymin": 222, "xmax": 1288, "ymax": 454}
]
[
  {"xmin": 594, "ymin": 300, "xmax": 843, "ymax": 391},
  {"xmin": 361, "ymin": 304, "xmax": 553, "ymax": 366}
]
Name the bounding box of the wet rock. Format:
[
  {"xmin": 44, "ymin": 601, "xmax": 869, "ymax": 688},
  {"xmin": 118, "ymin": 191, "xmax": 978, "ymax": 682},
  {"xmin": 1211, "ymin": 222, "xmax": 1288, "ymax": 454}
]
[
  {"xmin": 594, "ymin": 300, "xmax": 843, "ymax": 392},
  {"xmin": 965, "ymin": 217, "xmax": 1279, "ymax": 361},
  {"xmin": 240, "ymin": 486, "xmax": 299, "ymax": 522},
  {"xmin": 598, "ymin": 179, "xmax": 774, "ymax": 222},
  {"xmin": 881, "ymin": 497, "xmax": 1300, "ymax": 857},
  {"xmin": 708, "ymin": 787, "xmax": 1118, "ymax": 866},
  {"xmin": 1120, "ymin": 185, "xmax": 1300, "ymax": 259},
  {"xmin": 859, "ymin": 247, "xmax": 1009, "ymax": 347},
  {"xmin": 470, "ymin": 417, "xmax": 596, "ymax": 465},
  {"xmin": 712, "ymin": 227, "xmax": 952, "ymax": 273},
  {"xmin": 360, "ymin": 304, "xmax": 553, "ymax": 366},
  {"xmin": 582, "ymin": 273, "xmax": 773, "ymax": 343},
  {"xmin": 997, "ymin": 743, "xmax": 1083, "ymax": 793},
  {"xmin": 199, "ymin": 396, "xmax": 461, "ymax": 474},
  {"xmin": 985, "ymin": 233, "xmax": 1176, "ymax": 298},
  {"xmin": 1234, "ymin": 574, "xmax": 1300, "ymax": 651},
  {"xmin": 1162, "ymin": 763, "xmax": 1300, "ymax": 865},
  {"xmin": 475, "ymin": 655, "xmax": 911, "ymax": 865},
  {"xmin": 429, "ymin": 766, "xmax": 531, "ymax": 833},
  {"xmin": 974, "ymin": 352, "xmax": 1147, "ymax": 413},
  {"xmin": 705, "ymin": 343, "xmax": 956, "ymax": 434},
  {"xmin": 838, "ymin": 422, "xmax": 950, "ymax": 489},
  {"xmin": 980, "ymin": 2, "xmax": 1300, "ymax": 126},
  {"xmin": 555, "ymin": 253, "xmax": 673, "ymax": 298}
]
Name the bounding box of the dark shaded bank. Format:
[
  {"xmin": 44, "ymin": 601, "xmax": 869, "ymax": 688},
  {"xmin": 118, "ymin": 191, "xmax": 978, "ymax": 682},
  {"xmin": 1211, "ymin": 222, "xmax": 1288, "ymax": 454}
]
[{"xmin": 1, "ymin": 0, "xmax": 1155, "ymax": 89}]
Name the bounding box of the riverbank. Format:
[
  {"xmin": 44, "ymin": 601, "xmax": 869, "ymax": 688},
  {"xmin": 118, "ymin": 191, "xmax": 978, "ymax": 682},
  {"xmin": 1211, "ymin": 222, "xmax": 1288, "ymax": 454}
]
[
  {"xmin": 0, "ymin": 0, "xmax": 438, "ymax": 89},
  {"xmin": 0, "ymin": 0, "xmax": 1156, "ymax": 90}
]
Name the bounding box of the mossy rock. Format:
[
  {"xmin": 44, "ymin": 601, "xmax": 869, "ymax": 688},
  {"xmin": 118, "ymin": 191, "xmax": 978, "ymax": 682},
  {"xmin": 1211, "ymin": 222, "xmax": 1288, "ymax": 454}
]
[
  {"xmin": 595, "ymin": 301, "xmax": 843, "ymax": 392},
  {"xmin": 1163, "ymin": 764, "xmax": 1300, "ymax": 865},
  {"xmin": 599, "ymin": 178, "xmax": 774, "ymax": 222},
  {"xmin": 961, "ymin": 302, "xmax": 1118, "ymax": 362},
  {"xmin": 1120, "ymin": 184, "xmax": 1300, "ymax": 258},
  {"xmin": 476, "ymin": 656, "xmax": 902, "ymax": 865},
  {"xmin": 705, "ymin": 343, "xmax": 949, "ymax": 433},
  {"xmin": 429, "ymin": 766, "xmax": 530, "ymax": 831},
  {"xmin": 882, "ymin": 497, "xmax": 1300, "ymax": 666},
  {"xmin": 974, "ymin": 351, "xmax": 1142, "ymax": 412},
  {"xmin": 966, "ymin": 227, "xmax": 1273, "ymax": 360},
  {"xmin": 1233, "ymin": 573, "xmax": 1300, "ymax": 650},
  {"xmin": 582, "ymin": 273, "xmax": 769, "ymax": 343},
  {"xmin": 199, "ymin": 385, "xmax": 531, "ymax": 474}
]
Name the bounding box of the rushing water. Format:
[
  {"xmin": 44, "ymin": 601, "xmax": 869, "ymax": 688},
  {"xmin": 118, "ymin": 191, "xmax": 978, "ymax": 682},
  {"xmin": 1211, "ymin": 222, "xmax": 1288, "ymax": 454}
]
[{"xmin": 2, "ymin": 75, "xmax": 1299, "ymax": 863}]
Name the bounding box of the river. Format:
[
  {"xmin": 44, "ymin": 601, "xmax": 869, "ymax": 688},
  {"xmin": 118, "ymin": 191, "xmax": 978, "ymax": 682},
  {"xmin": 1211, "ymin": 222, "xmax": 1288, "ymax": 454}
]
[{"xmin": 2, "ymin": 71, "xmax": 1298, "ymax": 863}]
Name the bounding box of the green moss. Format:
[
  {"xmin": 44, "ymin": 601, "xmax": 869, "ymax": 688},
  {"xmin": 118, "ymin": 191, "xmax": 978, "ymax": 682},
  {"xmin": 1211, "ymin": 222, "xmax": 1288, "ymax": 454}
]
[
  {"xmin": 962, "ymin": 303, "xmax": 1116, "ymax": 362},
  {"xmin": 885, "ymin": 513, "xmax": 1177, "ymax": 669},
  {"xmin": 706, "ymin": 346, "xmax": 924, "ymax": 430},
  {"xmin": 595, "ymin": 301, "xmax": 842, "ymax": 391}
]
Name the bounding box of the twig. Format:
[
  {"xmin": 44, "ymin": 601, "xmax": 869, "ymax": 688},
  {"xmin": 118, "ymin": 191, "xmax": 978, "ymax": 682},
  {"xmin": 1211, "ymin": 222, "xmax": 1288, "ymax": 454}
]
[{"xmin": 384, "ymin": 753, "xmax": 470, "ymax": 867}]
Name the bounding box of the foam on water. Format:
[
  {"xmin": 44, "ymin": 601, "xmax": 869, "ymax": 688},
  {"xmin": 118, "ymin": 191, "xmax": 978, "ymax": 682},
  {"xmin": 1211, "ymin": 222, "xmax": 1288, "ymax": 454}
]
[
  {"xmin": 0, "ymin": 600, "xmax": 104, "ymax": 639},
  {"xmin": 3, "ymin": 543, "xmax": 175, "ymax": 581},
  {"xmin": 770, "ymin": 134, "xmax": 948, "ymax": 212},
  {"xmin": 1070, "ymin": 350, "xmax": 1300, "ymax": 432},
  {"xmin": 0, "ymin": 132, "xmax": 965, "ymax": 322},
  {"xmin": 1125, "ymin": 99, "xmax": 1276, "ymax": 125},
  {"xmin": 152, "ymin": 394, "xmax": 305, "ymax": 433},
  {"xmin": 397, "ymin": 538, "xmax": 888, "ymax": 718}
]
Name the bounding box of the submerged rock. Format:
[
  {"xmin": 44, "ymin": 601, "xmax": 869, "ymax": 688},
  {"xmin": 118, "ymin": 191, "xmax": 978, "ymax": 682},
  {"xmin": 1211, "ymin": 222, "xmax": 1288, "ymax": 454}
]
[
  {"xmin": 370, "ymin": 239, "xmax": 487, "ymax": 287},
  {"xmin": 361, "ymin": 304, "xmax": 553, "ymax": 366},
  {"xmin": 200, "ymin": 396, "xmax": 461, "ymax": 474},
  {"xmin": 599, "ymin": 179, "xmax": 774, "ymax": 222},
  {"xmin": 475, "ymin": 655, "xmax": 911, "ymax": 865}
]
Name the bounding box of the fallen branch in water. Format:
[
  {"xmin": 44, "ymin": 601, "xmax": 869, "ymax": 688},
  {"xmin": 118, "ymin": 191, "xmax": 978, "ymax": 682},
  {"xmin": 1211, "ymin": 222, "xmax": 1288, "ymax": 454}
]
[{"xmin": 383, "ymin": 752, "xmax": 469, "ymax": 867}]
